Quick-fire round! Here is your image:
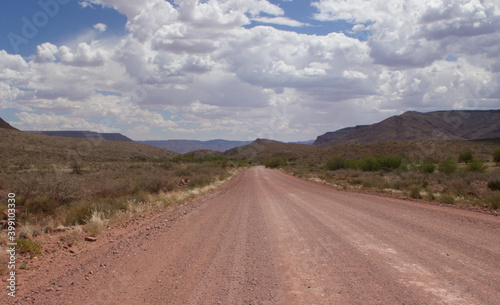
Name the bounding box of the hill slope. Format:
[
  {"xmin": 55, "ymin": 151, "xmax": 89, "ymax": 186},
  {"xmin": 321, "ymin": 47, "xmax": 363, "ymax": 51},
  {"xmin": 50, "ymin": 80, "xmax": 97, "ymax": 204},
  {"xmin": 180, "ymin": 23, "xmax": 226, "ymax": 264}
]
[
  {"xmin": 318, "ymin": 110, "xmax": 500, "ymax": 146},
  {"xmin": 225, "ymin": 138, "xmax": 499, "ymax": 164},
  {"xmin": 0, "ymin": 118, "xmax": 18, "ymax": 130},
  {"xmin": 313, "ymin": 125, "xmax": 368, "ymax": 145},
  {"xmin": 0, "ymin": 129, "xmax": 178, "ymax": 165}
]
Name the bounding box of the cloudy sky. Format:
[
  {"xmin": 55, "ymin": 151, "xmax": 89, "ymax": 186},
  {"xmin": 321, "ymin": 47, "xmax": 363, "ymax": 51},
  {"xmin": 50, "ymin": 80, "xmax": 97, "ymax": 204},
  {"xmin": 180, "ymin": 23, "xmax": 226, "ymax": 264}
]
[{"xmin": 1, "ymin": 0, "xmax": 499, "ymax": 141}]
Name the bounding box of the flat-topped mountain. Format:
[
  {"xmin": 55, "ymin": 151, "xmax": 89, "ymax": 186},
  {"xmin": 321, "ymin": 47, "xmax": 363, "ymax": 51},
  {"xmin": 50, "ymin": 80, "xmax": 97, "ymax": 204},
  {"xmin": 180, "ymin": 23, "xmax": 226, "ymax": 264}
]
[
  {"xmin": 315, "ymin": 110, "xmax": 500, "ymax": 146},
  {"xmin": 138, "ymin": 139, "xmax": 252, "ymax": 154},
  {"xmin": 27, "ymin": 130, "xmax": 133, "ymax": 142}
]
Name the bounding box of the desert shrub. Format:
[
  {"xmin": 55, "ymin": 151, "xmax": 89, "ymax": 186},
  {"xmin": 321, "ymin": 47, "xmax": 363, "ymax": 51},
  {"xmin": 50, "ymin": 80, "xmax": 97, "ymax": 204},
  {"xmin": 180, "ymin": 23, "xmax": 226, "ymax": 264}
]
[
  {"xmin": 361, "ymin": 176, "xmax": 387, "ymax": 189},
  {"xmin": 447, "ymin": 178, "xmax": 472, "ymax": 197},
  {"xmin": 13, "ymin": 173, "xmax": 80, "ymax": 211},
  {"xmin": 344, "ymin": 159, "xmax": 360, "ymax": 170},
  {"xmin": 486, "ymin": 193, "xmax": 500, "ymax": 210},
  {"xmin": 71, "ymin": 162, "xmax": 83, "ymax": 175},
  {"xmin": 93, "ymin": 178, "xmax": 129, "ymax": 198},
  {"xmin": 458, "ymin": 149, "xmax": 474, "ymax": 164},
  {"xmin": 377, "ymin": 154, "xmax": 402, "ymax": 171},
  {"xmin": 438, "ymin": 158, "xmax": 458, "ymax": 174},
  {"xmin": 17, "ymin": 239, "xmax": 42, "ymax": 259},
  {"xmin": 487, "ymin": 180, "xmax": 500, "ymax": 191},
  {"xmin": 439, "ymin": 194, "xmax": 455, "ymax": 205},
  {"xmin": 493, "ymin": 148, "xmax": 500, "ymax": 164},
  {"xmin": 325, "ymin": 156, "xmax": 346, "ymax": 171},
  {"xmin": 187, "ymin": 175, "xmax": 212, "ymax": 188},
  {"xmin": 409, "ymin": 186, "xmax": 422, "ymax": 199},
  {"xmin": 360, "ymin": 156, "xmax": 381, "ymax": 172},
  {"xmin": 64, "ymin": 202, "xmax": 94, "ymax": 226},
  {"xmin": 466, "ymin": 159, "xmax": 487, "ymax": 173},
  {"xmin": 264, "ymin": 157, "xmax": 286, "ymax": 169},
  {"xmin": 420, "ymin": 158, "xmax": 436, "ymax": 174}
]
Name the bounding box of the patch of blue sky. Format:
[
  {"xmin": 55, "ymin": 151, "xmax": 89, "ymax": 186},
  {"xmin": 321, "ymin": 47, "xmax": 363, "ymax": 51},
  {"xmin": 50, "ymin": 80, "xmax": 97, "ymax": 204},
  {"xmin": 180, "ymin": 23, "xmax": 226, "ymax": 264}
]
[
  {"xmin": 95, "ymin": 90, "xmax": 123, "ymax": 97},
  {"xmin": 445, "ymin": 55, "xmax": 458, "ymax": 62},
  {"xmin": 246, "ymin": 0, "xmax": 372, "ymax": 41},
  {"xmin": 0, "ymin": 1, "xmax": 126, "ymax": 57}
]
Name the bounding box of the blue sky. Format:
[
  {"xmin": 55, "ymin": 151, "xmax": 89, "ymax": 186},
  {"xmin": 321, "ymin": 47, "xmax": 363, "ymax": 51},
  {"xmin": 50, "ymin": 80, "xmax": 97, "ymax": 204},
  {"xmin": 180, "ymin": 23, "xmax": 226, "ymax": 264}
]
[
  {"xmin": 0, "ymin": 1, "xmax": 127, "ymax": 56},
  {"xmin": 0, "ymin": 0, "xmax": 499, "ymax": 141}
]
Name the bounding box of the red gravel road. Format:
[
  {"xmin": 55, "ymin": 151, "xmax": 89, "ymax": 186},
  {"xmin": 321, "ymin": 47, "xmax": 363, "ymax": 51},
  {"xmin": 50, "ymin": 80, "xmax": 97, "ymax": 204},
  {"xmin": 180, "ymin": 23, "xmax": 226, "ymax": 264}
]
[{"xmin": 7, "ymin": 166, "xmax": 500, "ymax": 304}]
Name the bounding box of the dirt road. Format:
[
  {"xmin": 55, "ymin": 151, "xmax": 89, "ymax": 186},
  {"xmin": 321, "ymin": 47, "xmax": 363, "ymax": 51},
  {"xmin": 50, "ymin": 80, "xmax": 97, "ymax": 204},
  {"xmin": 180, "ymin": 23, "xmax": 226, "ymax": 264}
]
[{"xmin": 10, "ymin": 166, "xmax": 500, "ymax": 304}]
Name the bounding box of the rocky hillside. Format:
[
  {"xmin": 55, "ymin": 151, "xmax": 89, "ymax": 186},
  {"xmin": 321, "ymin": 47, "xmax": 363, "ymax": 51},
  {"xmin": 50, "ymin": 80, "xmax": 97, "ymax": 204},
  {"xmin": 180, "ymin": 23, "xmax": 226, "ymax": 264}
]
[
  {"xmin": 316, "ymin": 110, "xmax": 500, "ymax": 146},
  {"xmin": 313, "ymin": 125, "xmax": 368, "ymax": 145}
]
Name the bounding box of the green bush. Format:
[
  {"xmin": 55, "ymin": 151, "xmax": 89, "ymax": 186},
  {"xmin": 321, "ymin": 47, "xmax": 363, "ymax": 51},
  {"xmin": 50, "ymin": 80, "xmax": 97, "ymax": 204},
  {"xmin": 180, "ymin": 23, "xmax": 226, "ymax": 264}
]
[
  {"xmin": 466, "ymin": 159, "xmax": 487, "ymax": 173},
  {"xmin": 438, "ymin": 158, "xmax": 458, "ymax": 174},
  {"xmin": 325, "ymin": 156, "xmax": 346, "ymax": 171},
  {"xmin": 409, "ymin": 186, "xmax": 422, "ymax": 199},
  {"xmin": 439, "ymin": 194, "xmax": 455, "ymax": 205},
  {"xmin": 458, "ymin": 149, "xmax": 474, "ymax": 164},
  {"xmin": 345, "ymin": 159, "xmax": 360, "ymax": 170},
  {"xmin": 486, "ymin": 193, "xmax": 500, "ymax": 210},
  {"xmin": 493, "ymin": 148, "xmax": 500, "ymax": 164},
  {"xmin": 64, "ymin": 202, "xmax": 94, "ymax": 226},
  {"xmin": 263, "ymin": 157, "xmax": 286, "ymax": 169},
  {"xmin": 377, "ymin": 154, "xmax": 402, "ymax": 171},
  {"xmin": 420, "ymin": 158, "xmax": 436, "ymax": 173},
  {"xmin": 360, "ymin": 156, "xmax": 381, "ymax": 172},
  {"xmin": 17, "ymin": 239, "xmax": 42, "ymax": 259},
  {"xmin": 487, "ymin": 180, "xmax": 500, "ymax": 191}
]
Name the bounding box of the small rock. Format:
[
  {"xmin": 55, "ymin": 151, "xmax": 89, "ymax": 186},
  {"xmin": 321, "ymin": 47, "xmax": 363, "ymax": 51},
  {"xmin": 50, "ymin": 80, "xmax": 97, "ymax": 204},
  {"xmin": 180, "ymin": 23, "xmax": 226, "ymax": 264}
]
[
  {"xmin": 54, "ymin": 225, "xmax": 69, "ymax": 232},
  {"xmin": 46, "ymin": 287, "xmax": 55, "ymax": 292},
  {"xmin": 85, "ymin": 236, "xmax": 97, "ymax": 242}
]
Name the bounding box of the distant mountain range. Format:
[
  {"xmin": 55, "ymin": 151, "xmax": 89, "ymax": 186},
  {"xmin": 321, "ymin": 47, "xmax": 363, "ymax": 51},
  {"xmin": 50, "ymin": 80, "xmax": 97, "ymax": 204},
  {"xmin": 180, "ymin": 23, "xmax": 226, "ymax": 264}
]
[
  {"xmin": 137, "ymin": 140, "xmax": 253, "ymax": 154},
  {"xmin": 314, "ymin": 110, "xmax": 500, "ymax": 146},
  {"xmin": 27, "ymin": 130, "xmax": 133, "ymax": 142}
]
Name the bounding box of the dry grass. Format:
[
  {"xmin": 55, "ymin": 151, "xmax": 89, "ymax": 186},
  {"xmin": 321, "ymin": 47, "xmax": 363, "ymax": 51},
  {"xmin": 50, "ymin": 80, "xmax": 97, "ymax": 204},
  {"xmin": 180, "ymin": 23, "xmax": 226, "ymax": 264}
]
[
  {"xmin": 0, "ymin": 245, "xmax": 9, "ymax": 275},
  {"xmin": 0, "ymin": 130, "xmax": 242, "ymax": 245},
  {"xmin": 85, "ymin": 210, "xmax": 106, "ymax": 237}
]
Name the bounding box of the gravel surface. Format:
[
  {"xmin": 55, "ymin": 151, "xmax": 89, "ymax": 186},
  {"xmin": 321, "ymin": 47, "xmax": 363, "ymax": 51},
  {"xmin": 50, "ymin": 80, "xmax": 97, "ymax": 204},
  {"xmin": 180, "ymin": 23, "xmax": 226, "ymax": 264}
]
[{"xmin": 7, "ymin": 166, "xmax": 500, "ymax": 304}]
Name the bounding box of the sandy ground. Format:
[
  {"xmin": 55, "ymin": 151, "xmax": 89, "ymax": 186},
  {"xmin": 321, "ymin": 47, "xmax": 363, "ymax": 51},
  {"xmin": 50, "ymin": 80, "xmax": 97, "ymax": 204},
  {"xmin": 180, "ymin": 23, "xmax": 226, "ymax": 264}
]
[{"xmin": 4, "ymin": 166, "xmax": 500, "ymax": 304}]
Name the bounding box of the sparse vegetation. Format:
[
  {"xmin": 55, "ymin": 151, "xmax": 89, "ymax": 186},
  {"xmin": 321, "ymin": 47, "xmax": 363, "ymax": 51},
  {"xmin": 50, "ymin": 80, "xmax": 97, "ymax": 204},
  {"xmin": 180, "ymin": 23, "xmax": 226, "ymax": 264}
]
[
  {"xmin": 486, "ymin": 193, "xmax": 500, "ymax": 210},
  {"xmin": 493, "ymin": 148, "xmax": 500, "ymax": 164},
  {"xmin": 360, "ymin": 156, "xmax": 381, "ymax": 172},
  {"xmin": 420, "ymin": 158, "xmax": 436, "ymax": 174},
  {"xmin": 458, "ymin": 149, "xmax": 474, "ymax": 164},
  {"xmin": 487, "ymin": 180, "xmax": 500, "ymax": 191},
  {"xmin": 17, "ymin": 239, "xmax": 42, "ymax": 259},
  {"xmin": 278, "ymin": 146, "xmax": 499, "ymax": 211},
  {"xmin": 438, "ymin": 157, "xmax": 458, "ymax": 174},
  {"xmin": 466, "ymin": 159, "xmax": 487, "ymax": 173},
  {"xmin": 0, "ymin": 129, "xmax": 242, "ymax": 247},
  {"xmin": 85, "ymin": 210, "xmax": 106, "ymax": 237},
  {"xmin": 263, "ymin": 157, "xmax": 287, "ymax": 169}
]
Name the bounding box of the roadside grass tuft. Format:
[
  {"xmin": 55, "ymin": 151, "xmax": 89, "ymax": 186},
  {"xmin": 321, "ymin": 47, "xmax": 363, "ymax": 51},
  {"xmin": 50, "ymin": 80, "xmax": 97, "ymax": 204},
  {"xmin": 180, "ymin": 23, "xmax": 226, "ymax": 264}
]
[{"xmin": 17, "ymin": 239, "xmax": 42, "ymax": 259}]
